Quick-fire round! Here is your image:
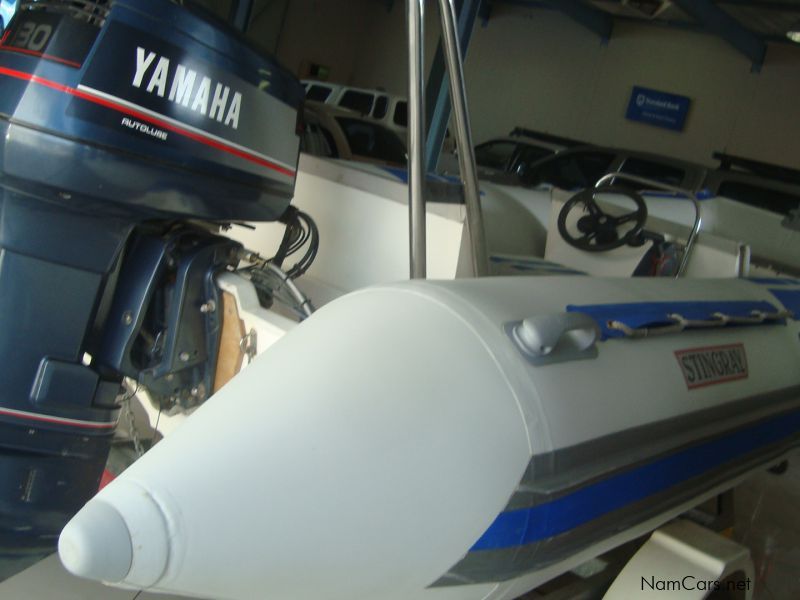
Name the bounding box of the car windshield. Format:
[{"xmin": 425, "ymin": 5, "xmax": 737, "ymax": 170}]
[
  {"xmin": 475, "ymin": 141, "xmax": 517, "ymax": 170},
  {"xmin": 715, "ymin": 180, "xmax": 800, "ymax": 216},
  {"xmin": 335, "ymin": 116, "xmax": 407, "ymax": 165},
  {"xmin": 515, "ymin": 144, "xmax": 556, "ymax": 174},
  {"xmin": 619, "ymin": 157, "xmax": 686, "ymax": 189},
  {"xmin": 523, "ymin": 151, "xmax": 615, "ymax": 189},
  {"xmin": 338, "ymin": 90, "xmax": 375, "ymax": 115},
  {"xmin": 306, "ymin": 84, "xmax": 333, "ymax": 102}
]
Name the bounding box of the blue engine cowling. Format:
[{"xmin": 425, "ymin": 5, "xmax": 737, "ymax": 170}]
[
  {"xmin": 0, "ymin": 0, "xmax": 303, "ymax": 576},
  {"xmin": 0, "ymin": 0, "xmax": 303, "ymax": 221}
]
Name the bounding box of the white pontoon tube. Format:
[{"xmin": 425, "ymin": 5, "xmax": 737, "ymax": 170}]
[{"xmin": 58, "ymin": 277, "xmax": 800, "ymax": 599}]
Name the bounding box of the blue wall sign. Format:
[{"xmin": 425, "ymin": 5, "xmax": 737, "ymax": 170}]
[{"xmin": 625, "ymin": 86, "xmax": 691, "ymax": 132}]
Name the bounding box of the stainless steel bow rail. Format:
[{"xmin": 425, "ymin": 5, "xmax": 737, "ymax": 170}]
[{"xmin": 406, "ymin": 0, "xmax": 488, "ymax": 279}]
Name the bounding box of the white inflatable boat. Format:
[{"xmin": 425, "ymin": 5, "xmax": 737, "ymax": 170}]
[
  {"xmin": 59, "ymin": 273, "xmax": 800, "ymax": 600},
  {"xmin": 32, "ymin": 1, "xmax": 800, "ymax": 599}
]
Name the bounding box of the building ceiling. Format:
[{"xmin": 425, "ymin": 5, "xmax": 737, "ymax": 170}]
[
  {"xmin": 484, "ymin": 0, "xmax": 800, "ymax": 69},
  {"xmin": 590, "ymin": 0, "xmax": 800, "ymax": 39}
]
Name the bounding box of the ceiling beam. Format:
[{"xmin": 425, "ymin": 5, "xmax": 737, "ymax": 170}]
[
  {"xmin": 498, "ymin": 1, "xmax": 613, "ymax": 40},
  {"xmin": 492, "ymin": 0, "xmax": 797, "ymax": 47},
  {"xmin": 479, "ymin": 0, "xmax": 494, "ymax": 27},
  {"xmin": 717, "ymin": 0, "xmax": 800, "ymax": 12},
  {"xmin": 425, "ymin": 0, "xmax": 482, "ymax": 172},
  {"xmin": 595, "ymin": 0, "xmax": 800, "ymax": 11},
  {"xmin": 672, "ymin": 0, "xmax": 766, "ymax": 70}
]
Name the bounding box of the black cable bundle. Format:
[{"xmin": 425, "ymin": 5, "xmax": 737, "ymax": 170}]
[
  {"xmin": 273, "ymin": 206, "xmax": 319, "ymax": 279},
  {"xmin": 239, "ymin": 207, "xmax": 319, "ymax": 316}
]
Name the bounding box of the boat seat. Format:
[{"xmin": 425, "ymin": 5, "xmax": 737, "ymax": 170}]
[{"xmin": 681, "ymin": 235, "xmax": 750, "ymax": 278}]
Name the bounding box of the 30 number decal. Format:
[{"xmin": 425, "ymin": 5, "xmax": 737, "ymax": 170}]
[{"xmin": 13, "ymin": 21, "xmax": 53, "ymax": 52}]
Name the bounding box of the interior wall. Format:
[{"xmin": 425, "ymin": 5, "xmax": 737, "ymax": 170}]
[
  {"xmin": 725, "ymin": 43, "xmax": 800, "ymax": 168},
  {"xmin": 270, "ymin": 0, "xmax": 375, "ymax": 84},
  {"xmin": 461, "ymin": 7, "xmax": 606, "ymax": 148},
  {"xmin": 348, "ymin": 2, "xmax": 443, "ymax": 96},
  {"xmin": 246, "ymin": 0, "xmax": 290, "ymax": 54},
  {"xmin": 344, "ymin": 3, "xmax": 800, "ymax": 169}
]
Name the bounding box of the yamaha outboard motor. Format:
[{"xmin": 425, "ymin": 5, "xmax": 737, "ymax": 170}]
[{"xmin": 0, "ymin": 0, "xmax": 302, "ymax": 574}]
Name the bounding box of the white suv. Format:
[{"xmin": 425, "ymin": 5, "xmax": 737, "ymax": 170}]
[{"xmin": 302, "ymin": 80, "xmax": 407, "ymax": 135}]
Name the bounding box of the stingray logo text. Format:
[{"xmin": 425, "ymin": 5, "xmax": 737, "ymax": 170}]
[{"xmin": 675, "ymin": 344, "xmax": 748, "ymax": 390}]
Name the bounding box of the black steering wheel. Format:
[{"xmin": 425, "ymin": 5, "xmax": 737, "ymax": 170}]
[{"xmin": 557, "ymin": 185, "xmax": 648, "ymax": 252}]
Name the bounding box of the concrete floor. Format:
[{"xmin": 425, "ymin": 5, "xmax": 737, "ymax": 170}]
[
  {"xmin": 733, "ymin": 462, "xmax": 800, "ymax": 599},
  {"xmin": 0, "ymin": 555, "xmax": 193, "ymax": 600}
]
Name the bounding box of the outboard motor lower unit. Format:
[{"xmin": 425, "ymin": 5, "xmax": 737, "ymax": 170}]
[{"xmin": 0, "ymin": 0, "xmax": 302, "ymax": 573}]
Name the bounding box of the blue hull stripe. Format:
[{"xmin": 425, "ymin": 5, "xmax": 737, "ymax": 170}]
[
  {"xmin": 380, "ymin": 166, "xmax": 461, "ymax": 186},
  {"xmin": 770, "ymin": 289, "xmax": 800, "ymax": 315},
  {"xmin": 642, "ymin": 189, "xmax": 713, "ymax": 200},
  {"xmin": 471, "ymin": 409, "xmax": 800, "ymax": 551},
  {"xmin": 750, "ymin": 277, "xmax": 800, "ymax": 286}
]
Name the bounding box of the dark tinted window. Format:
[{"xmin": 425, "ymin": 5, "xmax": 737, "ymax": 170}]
[
  {"xmin": 336, "ymin": 117, "xmax": 406, "ymax": 165},
  {"xmin": 475, "ymin": 142, "xmax": 517, "ymax": 170},
  {"xmin": 394, "ymin": 101, "xmax": 407, "ymax": 127},
  {"xmin": 306, "ymin": 84, "xmax": 332, "ymax": 102},
  {"xmin": 714, "ymin": 154, "xmax": 800, "ymax": 186},
  {"xmin": 525, "ymin": 151, "xmax": 615, "ymax": 189},
  {"xmin": 373, "ymin": 95, "xmax": 389, "ymax": 119},
  {"xmin": 620, "ymin": 157, "xmax": 685, "ymax": 188},
  {"xmin": 338, "ymin": 90, "xmax": 374, "ymax": 114},
  {"xmin": 716, "ymin": 181, "xmax": 800, "ymax": 216},
  {"xmin": 514, "ymin": 144, "xmax": 556, "ymax": 175}
]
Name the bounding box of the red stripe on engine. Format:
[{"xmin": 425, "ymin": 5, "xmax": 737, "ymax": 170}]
[
  {"xmin": 0, "ymin": 45, "xmax": 82, "ymax": 68},
  {"xmin": 0, "ymin": 407, "xmax": 117, "ymax": 430}
]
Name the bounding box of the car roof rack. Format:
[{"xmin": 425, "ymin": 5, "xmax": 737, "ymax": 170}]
[
  {"xmin": 508, "ymin": 127, "xmax": 584, "ymax": 148},
  {"xmin": 712, "ymin": 152, "xmax": 800, "ymax": 186}
]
